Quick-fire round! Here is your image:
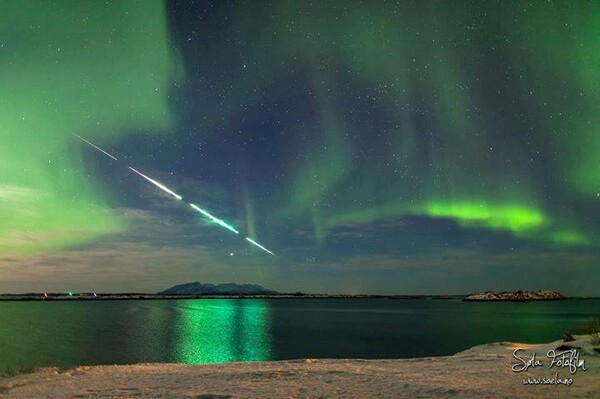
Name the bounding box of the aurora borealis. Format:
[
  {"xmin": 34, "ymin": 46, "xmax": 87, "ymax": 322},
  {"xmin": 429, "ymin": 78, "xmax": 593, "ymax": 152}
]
[
  {"xmin": 0, "ymin": 0, "xmax": 178, "ymax": 257},
  {"xmin": 1, "ymin": 0, "xmax": 599, "ymax": 295}
]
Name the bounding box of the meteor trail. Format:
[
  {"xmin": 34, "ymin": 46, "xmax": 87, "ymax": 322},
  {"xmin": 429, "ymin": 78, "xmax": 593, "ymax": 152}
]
[
  {"xmin": 190, "ymin": 203, "xmax": 239, "ymax": 234},
  {"xmin": 246, "ymin": 237, "xmax": 275, "ymax": 256},
  {"xmin": 73, "ymin": 133, "xmax": 118, "ymax": 161},
  {"xmin": 128, "ymin": 166, "xmax": 183, "ymax": 200},
  {"xmin": 73, "ymin": 135, "xmax": 275, "ymax": 255}
]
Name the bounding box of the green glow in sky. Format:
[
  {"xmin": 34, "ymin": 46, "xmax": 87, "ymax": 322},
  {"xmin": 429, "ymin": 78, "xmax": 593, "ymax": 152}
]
[
  {"xmin": 0, "ymin": 1, "xmax": 178, "ymax": 257},
  {"xmin": 2, "ymin": 0, "xmax": 598, "ymax": 271},
  {"xmin": 504, "ymin": 4, "xmax": 600, "ymax": 197},
  {"xmin": 550, "ymin": 230, "xmax": 590, "ymax": 247},
  {"xmin": 255, "ymin": 1, "xmax": 598, "ymax": 247},
  {"xmin": 422, "ymin": 202, "xmax": 545, "ymax": 233},
  {"xmin": 1, "ymin": 0, "xmax": 599, "ymax": 294}
]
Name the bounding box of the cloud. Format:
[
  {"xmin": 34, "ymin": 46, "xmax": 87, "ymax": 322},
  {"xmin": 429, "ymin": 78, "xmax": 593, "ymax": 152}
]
[
  {"xmin": 0, "ymin": 207, "xmax": 267, "ymax": 293},
  {"xmin": 0, "ymin": 184, "xmax": 39, "ymax": 202},
  {"xmin": 283, "ymin": 248, "xmax": 600, "ymax": 296}
]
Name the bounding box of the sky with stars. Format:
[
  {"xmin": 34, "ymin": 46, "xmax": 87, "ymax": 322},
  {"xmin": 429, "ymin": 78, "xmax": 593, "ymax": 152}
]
[{"xmin": 1, "ymin": 0, "xmax": 599, "ymax": 295}]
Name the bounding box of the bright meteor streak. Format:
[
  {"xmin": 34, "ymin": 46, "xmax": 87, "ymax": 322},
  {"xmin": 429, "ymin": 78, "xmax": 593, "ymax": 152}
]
[
  {"xmin": 128, "ymin": 166, "xmax": 183, "ymax": 201},
  {"xmin": 73, "ymin": 135, "xmax": 275, "ymax": 255},
  {"xmin": 246, "ymin": 237, "xmax": 275, "ymax": 256},
  {"xmin": 189, "ymin": 203, "xmax": 239, "ymax": 234},
  {"xmin": 73, "ymin": 133, "xmax": 118, "ymax": 161}
]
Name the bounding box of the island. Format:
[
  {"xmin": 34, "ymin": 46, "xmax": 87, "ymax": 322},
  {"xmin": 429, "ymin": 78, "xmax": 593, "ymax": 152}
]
[
  {"xmin": 463, "ymin": 290, "xmax": 566, "ymax": 302},
  {"xmin": 158, "ymin": 281, "xmax": 279, "ymax": 295}
]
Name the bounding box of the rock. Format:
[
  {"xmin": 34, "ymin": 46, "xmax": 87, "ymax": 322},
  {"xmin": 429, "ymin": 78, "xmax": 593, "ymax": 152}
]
[
  {"xmin": 462, "ymin": 290, "xmax": 566, "ymax": 302},
  {"xmin": 563, "ymin": 333, "xmax": 576, "ymax": 342}
]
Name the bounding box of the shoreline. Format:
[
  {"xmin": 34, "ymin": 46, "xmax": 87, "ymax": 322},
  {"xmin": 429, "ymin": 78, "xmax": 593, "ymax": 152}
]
[
  {"xmin": 0, "ymin": 293, "xmax": 457, "ymax": 301},
  {"xmin": 1, "ymin": 336, "xmax": 598, "ymax": 398},
  {"xmin": 0, "ymin": 294, "xmax": 597, "ymax": 302}
]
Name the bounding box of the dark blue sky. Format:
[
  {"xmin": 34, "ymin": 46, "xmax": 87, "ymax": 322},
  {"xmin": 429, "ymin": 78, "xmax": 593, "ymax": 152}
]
[{"xmin": 1, "ymin": 0, "xmax": 599, "ymax": 295}]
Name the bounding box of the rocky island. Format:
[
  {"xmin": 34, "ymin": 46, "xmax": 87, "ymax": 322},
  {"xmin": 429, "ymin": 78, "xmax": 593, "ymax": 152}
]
[{"xmin": 463, "ymin": 290, "xmax": 566, "ymax": 302}]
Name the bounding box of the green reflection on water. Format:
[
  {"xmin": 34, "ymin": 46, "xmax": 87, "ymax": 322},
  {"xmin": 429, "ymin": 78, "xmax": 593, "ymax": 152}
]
[{"xmin": 173, "ymin": 299, "xmax": 271, "ymax": 363}]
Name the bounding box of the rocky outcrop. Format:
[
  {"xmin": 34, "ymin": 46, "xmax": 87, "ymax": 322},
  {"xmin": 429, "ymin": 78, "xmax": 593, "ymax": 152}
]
[{"xmin": 463, "ymin": 290, "xmax": 566, "ymax": 302}]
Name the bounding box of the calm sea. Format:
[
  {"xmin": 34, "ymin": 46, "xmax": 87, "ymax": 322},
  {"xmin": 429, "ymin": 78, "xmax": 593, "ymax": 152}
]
[{"xmin": 0, "ymin": 298, "xmax": 598, "ymax": 371}]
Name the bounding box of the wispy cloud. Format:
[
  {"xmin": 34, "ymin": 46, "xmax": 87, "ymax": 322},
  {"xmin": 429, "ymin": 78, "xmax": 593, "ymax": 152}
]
[{"xmin": 0, "ymin": 207, "xmax": 251, "ymax": 293}]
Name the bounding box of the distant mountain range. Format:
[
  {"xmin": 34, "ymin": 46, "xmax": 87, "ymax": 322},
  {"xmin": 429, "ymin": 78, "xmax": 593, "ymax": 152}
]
[{"xmin": 158, "ymin": 282, "xmax": 279, "ymax": 296}]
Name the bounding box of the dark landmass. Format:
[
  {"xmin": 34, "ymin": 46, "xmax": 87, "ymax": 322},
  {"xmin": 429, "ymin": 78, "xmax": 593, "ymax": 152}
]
[
  {"xmin": 463, "ymin": 290, "xmax": 566, "ymax": 302},
  {"xmin": 0, "ymin": 291, "xmax": 466, "ymax": 301},
  {"xmin": 0, "ymin": 289, "xmax": 591, "ymax": 302},
  {"xmin": 158, "ymin": 281, "xmax": 279, "ymax": 295},
  {"xmin": 0, "ymin": 293, "xmax": 391, "ymax": 301}
]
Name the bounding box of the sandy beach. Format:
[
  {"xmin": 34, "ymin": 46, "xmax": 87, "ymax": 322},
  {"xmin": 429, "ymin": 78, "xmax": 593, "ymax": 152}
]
[{"xmin": 1, "ymin": 335, "xmax": 598, "ymax": 399}]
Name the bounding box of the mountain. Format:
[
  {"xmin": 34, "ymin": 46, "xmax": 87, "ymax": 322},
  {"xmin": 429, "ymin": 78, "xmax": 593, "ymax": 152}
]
[
  {"xmin": 158, "ymin": 282, "xmax": 279, "ymax": 295},
  {"xmin": 463, "ymin": 290, "xmax": 566, "ymax": 302}
]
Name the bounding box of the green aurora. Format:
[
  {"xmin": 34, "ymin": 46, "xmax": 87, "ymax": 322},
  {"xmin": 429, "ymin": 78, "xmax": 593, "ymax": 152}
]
[
  {"xmin": 244, "ymin": 0, "xmax": 599, "ymax": 247},
  {"xmin": 0, "ymin": 0, "xmax": 179, "ymax": 257},
  {"xmin": 1, "ymin": 1, "xmax": 599, "ymax": 294}
]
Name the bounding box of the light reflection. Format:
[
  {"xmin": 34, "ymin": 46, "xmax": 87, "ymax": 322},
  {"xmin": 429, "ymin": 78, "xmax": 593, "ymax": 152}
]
[
  {"xmin": 239, "ymin": 300, "xmax": 271, "ymax": 361},
  {"xmin": 173, "ymin": 299, "xmax": 271, "ymax": 364}
]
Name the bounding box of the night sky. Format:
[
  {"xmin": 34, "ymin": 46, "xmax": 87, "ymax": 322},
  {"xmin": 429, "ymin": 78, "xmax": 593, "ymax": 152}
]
[{"xmin": 1, "ymin": 0, "xmax": 599, "ymax": 295}]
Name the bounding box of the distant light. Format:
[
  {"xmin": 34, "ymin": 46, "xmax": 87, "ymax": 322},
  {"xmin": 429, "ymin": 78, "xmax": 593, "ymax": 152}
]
[
  {"xmin": 230, "ymin": 252, "xmax": 234, "ymax": 257},
  {"xmin": 68, "ymin": 292, "xmax": 73, "ymax": 297}
]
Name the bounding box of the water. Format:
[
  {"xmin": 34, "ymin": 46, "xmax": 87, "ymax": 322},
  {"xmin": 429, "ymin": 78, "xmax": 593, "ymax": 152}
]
[{"xmin": 0, "ymin": 298, "xmax": 597, "ymax": 371}]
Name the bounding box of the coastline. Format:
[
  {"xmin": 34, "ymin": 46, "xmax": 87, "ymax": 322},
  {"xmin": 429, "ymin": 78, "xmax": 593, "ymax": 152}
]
[
  {"xmin": 0, "ymin": 293, "xmax": 458, "ymax": 301},
  {"xmin": 1, "ymin": 294, "xmax": 597, "ymax": 301},
  {"xmin": 1, "ymin": 336, "xmax": 598, "ymax": 399}
]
